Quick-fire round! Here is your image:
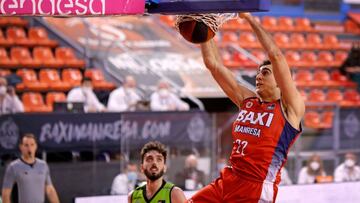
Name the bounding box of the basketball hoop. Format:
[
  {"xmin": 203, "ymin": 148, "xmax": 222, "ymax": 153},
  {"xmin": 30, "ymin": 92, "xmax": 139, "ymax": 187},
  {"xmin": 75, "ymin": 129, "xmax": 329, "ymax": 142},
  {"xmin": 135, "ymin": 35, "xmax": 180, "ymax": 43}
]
[{"xmin": 175, "ymin": 13, "xmax": 237, "ymax": 33}]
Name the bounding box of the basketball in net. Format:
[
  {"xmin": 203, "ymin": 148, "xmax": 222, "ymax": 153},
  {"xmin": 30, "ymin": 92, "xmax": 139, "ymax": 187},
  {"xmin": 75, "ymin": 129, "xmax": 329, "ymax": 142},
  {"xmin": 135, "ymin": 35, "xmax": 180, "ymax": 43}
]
[{"xmin": 175, "ymin": 13, "xmax": 237, "ymax": 44}]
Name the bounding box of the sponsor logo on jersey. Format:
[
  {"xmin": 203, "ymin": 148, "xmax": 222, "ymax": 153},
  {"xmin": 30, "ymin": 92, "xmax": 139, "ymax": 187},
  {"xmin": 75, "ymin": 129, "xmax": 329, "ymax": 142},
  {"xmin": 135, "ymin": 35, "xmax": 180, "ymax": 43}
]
[
  {"xmin": 246, "ymin": 101, "xmax": 253, "ymax": 108},
  {"xmin": 267, "ymin": 103, "xmax": 276, "ymax": 110},
  {"xmin": 234, "ymin": 124, "xmax": 261, "ymax": 137},
  {"xmin": 236, "ymin": 110, "xmax": 274, "ymax": 127}
]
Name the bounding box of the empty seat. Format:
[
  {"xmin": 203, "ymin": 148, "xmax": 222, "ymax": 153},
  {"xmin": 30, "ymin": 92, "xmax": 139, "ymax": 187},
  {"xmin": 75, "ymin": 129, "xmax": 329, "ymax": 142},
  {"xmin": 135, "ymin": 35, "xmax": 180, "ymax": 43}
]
[
  {"xmin": 232, "ymin": 52, "xmax": 253, "ymax": 67},
  {"xmin": 28, "ymin": 27, "xmax": 58, "ymax": 47},
  {"xmin": 301, "ymin": 51, "xmax": 317, "ymax": 68},
  {"xmin": 313, "ymin": 70, "xmax": 338, "ymax": 87},
  {"xmin": 0, "ymin": 29, "xmax": 13, "ymax": 47},
  {"xmin": 342, "ymin": 89, "xmax": 360, "ymax": 107},
  {"xmin": 289, "ymin": 33, "xmax": 306, "ymax": 49},
  {"xmin": 304, "ymin": 111, "xmax": 321, "ymax": 129},
  {"xmin": 294, "ymin": 70, "xmax": 312, "ymax": 87},
  {"xmin": 285, "ymin": 51, "xmax": 301, "ymax": 67},
  {"xmin": 308, "ymin": 89, "xmax": 326, "ymax": 103},
  {"xmin": 251, "ymin": 50, "xmax": 267, "ymax": 62},
  {"xmin": 10, "ymin": 47, "xmax": 41, "ymax": 68},
  {"xmin": 62, "ymin": 69, "xmax": 83, "ymax": 87},
  {"xmin": 0, "ymin": 48, "xmax": 18, "ymax": 68},
  {"xmin": 6, "ymin": 27, "xmax": 35, "ymax": 47},
  {"xmin": 330, "ymin": 70, "xmax": 356, "ymax": 87},
  {"xmin": 238, "ymin": 32, "xmax": 260, "ymax": 48},
  {"xmin": 323, "ymin": 34, "xmax": 339, "ymax": 49},
  {"xmin": 262, "ymin": 16, "xmax": 278, "ymax": 31},
  {"xmin": 306, "ymin": 33, "xmax": 323, "ymax": 49},
  {"xmin": 33, "ymin": 47, "xmax": 64, "ymax": 68},
  {"xmin": 222, "ymin": 32, "xmax": 238, "ymax": 43},
  {"xmin": 334, "ymin": 51, "xmax": 348, "ymax": 66},
  {"xmin": 55, "ymin": 47, "xmax": 85, "ymax": 68},
  {"xmin": 273, "ymin": 32, "xmax": 290, "ymax": 48},
  {"xmin": 295, "ymin": 17, "xmax": 313, "ymax": 32},
  {"xmin": 84, "ymin": 69, "xmax": 116, "ymax": 90},
  {"xmin": 322, "ymin": 111, "xmax": 334, "ymax": 129},
  {"xmin": 39, "ymin": 69, "xmax": 72, "ymax": 91},
  {"xmin": 0, "ymin": 17, "xmax": 28, "ymax": 27},
  {"xmin": 317, "ymin": 51, "xmax": 334, "ymax": 67},
  {"xmin": 22, "ymin": 92, "xmax": 51, "ymax": 112},
  {"xmin": 46, "ymin": 92, "xmax": 67, "ymax": 110},
  {"xmin": 278, "ymin": 16, "xmax": 295, "ymax": 31},
  {"xmin": 16, "ymin": 69, "xmax": 48, "ymax": 91},
  {"xmin": 326, "ymin": 89, "xmax": 343, "ymax": 103}
]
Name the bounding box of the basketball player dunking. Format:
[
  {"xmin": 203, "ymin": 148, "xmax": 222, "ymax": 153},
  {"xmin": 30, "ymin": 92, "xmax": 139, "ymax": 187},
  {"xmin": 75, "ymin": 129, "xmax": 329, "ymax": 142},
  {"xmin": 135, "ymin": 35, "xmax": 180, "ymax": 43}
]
[{"xmin": 188, "ymin": 13, "xmax": 305, "ymax": 203}]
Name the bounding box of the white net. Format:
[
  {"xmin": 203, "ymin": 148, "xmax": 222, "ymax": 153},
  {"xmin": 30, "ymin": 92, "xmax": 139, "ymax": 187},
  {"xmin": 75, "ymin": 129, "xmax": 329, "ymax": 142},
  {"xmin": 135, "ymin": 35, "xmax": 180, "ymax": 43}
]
[{"xmin": 175, "ymin": 13, "xmax": 237, "ymax": 33}]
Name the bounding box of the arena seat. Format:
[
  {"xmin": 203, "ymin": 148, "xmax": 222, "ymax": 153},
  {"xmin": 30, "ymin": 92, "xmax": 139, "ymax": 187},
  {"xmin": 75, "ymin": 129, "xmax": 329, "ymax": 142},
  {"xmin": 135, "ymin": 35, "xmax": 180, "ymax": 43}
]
[
  {"xmin": 16, "ymin": 69, "xmax": 48, "ymax": 91},
  {"xmin": 33, "ymin": 47, "xmax": 64, "ymax": 68},
  {"xmin": 46, "ymin": 92, "xmax": 67, "ymax": 110},
  {"xmin": 6, "ymin": 27, "xmax": 35, "ymax": 47},
  {"xmin": 55, "ymin": 47, "xmax": 85, "ymax": 68},
  {"xmin": 304, "ymin": 111, "xmax": 321, "ymax": 128},
  {"xmin": 84, "ymin": 69, "xmax": 116, "ymax": 90},
  {"xmin": 39, "ymin": 69, "xmax": 72, "ymax": 91},
  {"xmin": 22, "ymin": 92, "xmax": 51, "ymax": 112},
  {"xmin": 0, "ymin": 29, "xmax": 13, "ymax": 47},
  {"xmin": 0, "ymin": 47, "xmax": 18, "ymax": 68},
  {"xmin": 10, "ymin": 47, "xmax": 41, "ymax": 68},
  {"xmin": 62, "ymin": 69, "xmax": 83, "ymax": 87},
  {"xmin": 29, "ymin": 27, "xmax": 58, "ymax": 48}
]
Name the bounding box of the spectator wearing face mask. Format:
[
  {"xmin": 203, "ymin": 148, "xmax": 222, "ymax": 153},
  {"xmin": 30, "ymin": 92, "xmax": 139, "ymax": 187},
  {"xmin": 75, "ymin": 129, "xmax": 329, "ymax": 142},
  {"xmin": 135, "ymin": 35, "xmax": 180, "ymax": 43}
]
[
  {"xmin": 110, "ymin": 163, "xmax": 140, "ymax": 195},
  {"xmin": 0, "ymin": 77, "xmax": 24, "ymax": 115},
  {"xmin": 67, "ymin": 77, "xmax": 106, "ymax": 112},
  {"xmin": 107, "ymin": 76, "xmax": 141, "ymax": 112},
  {"xmin": 175, "ymin": 154, "xmax": 206, "ymax": 191},
  {"xmin": 334, "ymin": 153, "xmax": 360, "ymax": 182},
  {"xmin": 297, "ymin": 154, "xmax": 326, "ymax": 184},
  {"xmin": 150, "ymin": 80, "xmax": 190, "ymax": 111}
]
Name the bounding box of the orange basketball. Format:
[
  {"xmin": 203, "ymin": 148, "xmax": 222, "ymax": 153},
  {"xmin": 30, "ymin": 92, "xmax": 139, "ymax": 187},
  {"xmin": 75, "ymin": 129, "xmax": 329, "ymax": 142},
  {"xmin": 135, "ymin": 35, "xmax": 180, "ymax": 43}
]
[{"xmin": 178, "ymin": 20, "xmax": 215, "ymax": 44}]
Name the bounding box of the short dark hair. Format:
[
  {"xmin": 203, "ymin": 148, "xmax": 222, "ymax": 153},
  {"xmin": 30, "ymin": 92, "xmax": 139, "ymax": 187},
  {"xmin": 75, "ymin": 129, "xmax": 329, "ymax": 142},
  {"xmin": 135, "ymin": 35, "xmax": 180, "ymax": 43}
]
[
  {"xmin": 20, "ymin": 133, "xmax": 37, "ymax": 145},
  {"xmin": 140, "ymin": 141, "xmax": 167, "ymax": 163},
  {"xmin": 259, "ymin": 60, "xmax": 271, "ymax": 69}
]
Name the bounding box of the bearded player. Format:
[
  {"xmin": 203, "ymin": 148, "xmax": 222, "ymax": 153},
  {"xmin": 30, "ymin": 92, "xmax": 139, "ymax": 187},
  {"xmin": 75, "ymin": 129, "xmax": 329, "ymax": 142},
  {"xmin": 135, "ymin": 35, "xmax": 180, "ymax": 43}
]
[{"xmin": 128, "ymin": 141, "xmax": 186, "ymax": 203}]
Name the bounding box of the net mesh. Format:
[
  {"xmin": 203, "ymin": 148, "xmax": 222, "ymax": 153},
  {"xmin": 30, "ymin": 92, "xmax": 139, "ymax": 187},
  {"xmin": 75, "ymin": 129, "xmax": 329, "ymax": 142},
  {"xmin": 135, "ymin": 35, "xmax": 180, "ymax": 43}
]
[{"xmin": 175, "ymin": 13, "xmax": 237, "ymax": 33}]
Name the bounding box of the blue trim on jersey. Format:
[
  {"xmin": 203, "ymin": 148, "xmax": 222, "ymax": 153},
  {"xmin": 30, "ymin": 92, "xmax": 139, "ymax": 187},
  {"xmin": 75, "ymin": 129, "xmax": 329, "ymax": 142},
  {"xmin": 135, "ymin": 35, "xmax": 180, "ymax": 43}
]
[{"xmin": 266, "ymin": 121, "xmax": 301, "ymax": 182}]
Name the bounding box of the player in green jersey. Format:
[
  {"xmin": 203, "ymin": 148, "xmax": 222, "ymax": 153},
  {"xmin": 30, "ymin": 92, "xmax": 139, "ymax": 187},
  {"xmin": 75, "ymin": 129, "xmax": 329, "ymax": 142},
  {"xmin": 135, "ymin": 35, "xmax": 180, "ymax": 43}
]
[{"xmin": 128, "ymin": 141, "xmax": 186, "ymax": 203}]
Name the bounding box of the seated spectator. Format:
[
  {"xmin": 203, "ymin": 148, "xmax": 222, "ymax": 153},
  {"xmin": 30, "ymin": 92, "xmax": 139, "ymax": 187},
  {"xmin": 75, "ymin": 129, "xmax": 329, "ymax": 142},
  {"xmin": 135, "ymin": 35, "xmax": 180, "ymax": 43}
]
[
  {"xmin": 297, "ymin": 154, "xmax": 327, "ymax": 184},
  {"xmin": 334, "ymin": 153, "xmax": 360, "ymax": 182},
  {"xmin": 280, "ymin": 167, "xmax": 292, "ymax": 186},
  {"xmin": 150, "ymin": 80, "xmax": 189, "ymax": 111},
  {"xmin": 110, "ymin": 163, "xmax": 140, "ymax": 195},
  {"xmin": 107, "ymin": 76, "xmax": 141, "ymax": 112},
  {"xmin": 0, "ymin": 77, "xmax": 24, "ymax": 115},
  {"xmin": 175, "ymin": 154, "xmax": 205, "ymax": 190},
  {"xmin": 67, "ymin": 77, "xmax": 105, "ymax": 112}
]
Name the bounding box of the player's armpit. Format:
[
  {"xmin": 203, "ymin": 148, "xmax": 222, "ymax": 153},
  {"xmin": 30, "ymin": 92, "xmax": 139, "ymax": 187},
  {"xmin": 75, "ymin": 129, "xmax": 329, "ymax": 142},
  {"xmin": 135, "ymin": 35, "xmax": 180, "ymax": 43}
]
[{"xmin": 171, "ymin": 186, "xmax": 187, "ymax": 203}]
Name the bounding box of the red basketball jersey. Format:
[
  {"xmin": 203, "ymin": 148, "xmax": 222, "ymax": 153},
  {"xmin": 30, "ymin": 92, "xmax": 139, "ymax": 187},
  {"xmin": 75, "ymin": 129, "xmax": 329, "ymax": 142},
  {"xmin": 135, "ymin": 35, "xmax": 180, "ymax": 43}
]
[{"xmin": 229, "ymin": 97, "xmax": 301, "ymax": 184}]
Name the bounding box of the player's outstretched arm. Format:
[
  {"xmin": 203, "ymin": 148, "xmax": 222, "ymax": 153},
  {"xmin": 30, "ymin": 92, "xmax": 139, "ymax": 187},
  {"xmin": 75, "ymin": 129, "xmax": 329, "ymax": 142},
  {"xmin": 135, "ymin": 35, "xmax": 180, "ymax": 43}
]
[
  {"xmin": 240, "ymin": 13, "xmax": 305, "ymax": 126},
  {"xmin": 201, "ymin": 39, "xmax": 256, "ymax": 107},
  {"xmin": 171, "ymin": 186, "xmax": 187, "ymax": 203}
]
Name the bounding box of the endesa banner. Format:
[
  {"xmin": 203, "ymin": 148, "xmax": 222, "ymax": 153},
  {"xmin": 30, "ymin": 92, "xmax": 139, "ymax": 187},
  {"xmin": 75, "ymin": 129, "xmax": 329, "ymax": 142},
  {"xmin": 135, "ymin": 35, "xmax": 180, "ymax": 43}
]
[{"xmin": 0, "ymin": 0, "xmax": 144, "ymax": 16}]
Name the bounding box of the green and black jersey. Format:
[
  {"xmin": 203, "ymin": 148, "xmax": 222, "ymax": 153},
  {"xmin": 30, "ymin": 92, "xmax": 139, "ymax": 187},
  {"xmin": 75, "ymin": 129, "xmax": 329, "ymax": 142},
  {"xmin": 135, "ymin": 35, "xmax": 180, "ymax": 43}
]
[{"xmin": 131, "ymin": 180, "xmax": 175, "ymax": 203}]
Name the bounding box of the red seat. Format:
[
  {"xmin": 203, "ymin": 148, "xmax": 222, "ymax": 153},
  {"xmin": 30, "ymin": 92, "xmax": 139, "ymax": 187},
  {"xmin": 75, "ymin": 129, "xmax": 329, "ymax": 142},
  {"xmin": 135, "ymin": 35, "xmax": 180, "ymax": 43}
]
[
  {"xmin": 317, "ymin": 51, "xmax": 334, "ymax": 67},
  {"xmin": 273, "ymin": 32, "xmax": 290, "ymax": 48},
  {"xmin": 221, "ymin": 50, "xmax": 233, "ymax": 67},
  {"xmin": 308, "ymin": 89, "xmax": 326, "ymax": 103},
  {"xmin": 39, "ymin": 69, "xmax": 72, "ymax": 91},
  {"xmin": 301, "ymin": 51, "xmax": 317, "ymax": 68},
  {"xmin": 251, "ymin": 50, "xmax": 267, "ymax": 63},
  {"xmin": 232, "ymin": 52, "xmax": 253, "ymax": 68},
  {"xmin": 62, "ymin": 69, "xmax": 83, "ymax": 87},
  {"xmin": 326, "ymin": 89, "xmax": 343, "ymax": 103},
  {"xmin": 238, "ymin": 32, "xmax": 260, "ymax": 48},
  {"xmin": 295, "ymin": 17, "xmax": 313, "ymax": 32},
  {"xmin": 22, "ymin": 92, "xmax": 51, "ymax": 112},
  {"xmin": 299, "ymin": 90, "xmax": 308, "ymax": 102},
  {"xmin": 304, "ymin": 111, "xmax": 321, "ymax": 129},
  {"xmin": 285, "ymin": 51, "xmax": 301, "ymax": 67},
  {"xmin": 28, "ymin": 27, "xmax": 58, "ymax": 48},
  {"xmin": 46, "ymin": 92, "xmax": 67, "ymax": 110},
  {"xmin": 55, "ymin": 47, "xmax": 85, "ymax": 68},
  {"xmin": 6, "ymin": 27, "xmax": 35, "ymax": 47},
  {"xmin": 306, "ymin": 33, "xmax": 322, "ymax": 49},
  {"xmin": 313, "ymin": 70, "xmax": 338, "ymax": 87},
  {"xmin": 10, "ymin": 47, "xmax": 41, "ymax": 68},
  {"xmin": 0, "ymin": 29, "xmax": 13, "ymax": 47},
  {"xmin": 330, "ymin": 70, "xmax": 357, "ymax": 87},
  {"xmin": 342, "ymin": 89, "xmax": 360, "ymax": 107},
  {"xmin": 289, "ymin": 33, "xmax": 306, "ymax": 49},
  {"xmin": 33, "ymin": 47, "xmax": 64, "ymax": 68},
  {"xmin": 222, "ymin": 32, "xmax": 238, "ymax": 43},
  {"xmin": 278, "ymin": 16, "xmax": 295, "ymax": 31},
  {"xmin": 16, "ymin": 69, "xmax": 48, "ymax": 91},
  {"xmin": 0, "ymin": 69, "xmax": 11, "ymax": 77},
  {"xmin": 159, "ymin": 15, "xmax": 175, "ymax": 27},
  {"xmin": 334, "ymin": 51, "xmax": 348, "ymax": 66},
  {"xmin": 0, "ymin": 48, "xmax": 18, "ymax": 68},
  {"xmin": 323, "ymin": 34, "xmax": 339, "ymax": 49},
  {"xmin": 322, "ymin": 111, "xmax": 334, "ymax": 129},
  {"xmin": 262, "ymin": 16, "xmax": 278, "ymax": 31},
  {"xmin": 84, "ymin": 69, "xmax": 116, "ymax": 90},
  {"xmin": 0, "ymin": 17, "xmax": 28, "ymax": 27},
  {"xmin": 294, "ymin": 70, "xmax": 312, "ymax": 87}
]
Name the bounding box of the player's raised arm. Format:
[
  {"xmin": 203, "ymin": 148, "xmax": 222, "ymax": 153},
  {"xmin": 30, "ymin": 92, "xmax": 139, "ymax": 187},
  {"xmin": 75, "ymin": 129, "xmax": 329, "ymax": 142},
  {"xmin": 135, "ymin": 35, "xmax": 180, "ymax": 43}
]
[
  {"xmin": 240, "ymin": 13, "xmax": 305, "ymax": 126},
  {"xmin": 200, "ymin": 39, "xmax": 256, "ymax": 107}
]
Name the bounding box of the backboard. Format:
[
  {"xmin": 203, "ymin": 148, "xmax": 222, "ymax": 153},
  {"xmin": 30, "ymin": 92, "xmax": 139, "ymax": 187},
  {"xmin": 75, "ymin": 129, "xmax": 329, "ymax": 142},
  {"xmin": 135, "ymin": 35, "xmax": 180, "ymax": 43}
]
[
  {"xmin": 147, "ymin": 0, "xmax": 271, "ymax": 14},
  {"xmin": 0, "ymin": 0, "xmax": 269, "ymax": 16}
]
